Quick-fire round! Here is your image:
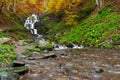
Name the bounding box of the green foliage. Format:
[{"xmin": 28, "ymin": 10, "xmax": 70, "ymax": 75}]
[
  {"xmin": 112, "ymin": 34, "xmax": 120, "ymax": 42},
  {"xmin": 0, "ymin": 44, "xmax": 16, "ymax": 64},
  {"xmin": 60, "ymin": 10, "xmax": 120, "ymax": 48},
  {"xmin": 42, "ymin": 16, "xmax": 69, "ymax": 41},
  {"xmin": 101, "ymin": 44, "xmax": 113, "ymax": 48},
  {"xmin": 37, "ymin": 40, "xmax": 53, "ymax": 50},
  {"xmin": 0, "ymin": 32, "xmax": 8, "ymax": 37}
]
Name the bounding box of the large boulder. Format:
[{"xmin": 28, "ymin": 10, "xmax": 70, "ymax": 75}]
[
  {"xmin": 0, "ymin": 72, "xmax": 19, "ymax": 80},
  {"xmin": 36, "ymin": 39, "xmax": 53, "ymax": 50},
  {"xmin": 0, "ymin": 37, "xmax": 11, "ymax": 44}
]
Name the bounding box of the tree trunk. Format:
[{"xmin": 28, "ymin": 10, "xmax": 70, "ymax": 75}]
[
  {"xmin": 96, "ymin": 0, "xmax": 104, "ymax": 11},
  {"xmin": 96, "ymin": 0, "xmax": 100, "ymax": 11},
  {"xmin": 6, "ymin": 3, "xmax": 10, "ymax": 12},
  {"xmin": 13, "ymin": 0, "xmax": 16, "ymax": 13}
]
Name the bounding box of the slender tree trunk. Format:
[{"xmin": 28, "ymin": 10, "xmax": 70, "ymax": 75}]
[
  {"xmin": 96, "ymin": 0, "xmax": 104, "ymax": 11},
  {"xmin": 13, "ymin": 0, "xmax": 16, "ymax": 13},
  {"xmin": 68, "ymin": 0, "xmax": 71, "ymax": 10},
  {"xmin": 6, "ymin": 3, "xmax": 10, "ymax": 12}
]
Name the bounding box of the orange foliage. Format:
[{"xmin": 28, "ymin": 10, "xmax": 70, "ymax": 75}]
[{"xmin": 16, "ymin": 0, "xmax": 44, "ymax": 15}]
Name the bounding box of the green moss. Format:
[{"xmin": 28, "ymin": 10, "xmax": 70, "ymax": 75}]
[
  {"xmin": 0, "ymin": 31, "xmax": 8, "ymax": 37},
  {"xmin": 0, "ymin": 44, "xmax": 16, "ymax": 65},
  {"xmin": 37, "ymin": 40, "xmax": 53, "ymax": 50}
]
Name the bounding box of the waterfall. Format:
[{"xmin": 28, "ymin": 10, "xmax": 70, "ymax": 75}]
[
  {"xmin": 24, "ymin": 14, "xmax": 84, "ymax": 50},
  {"xmin": 24, "ymin": 14, "xmax": 40, "ymax": 36}
]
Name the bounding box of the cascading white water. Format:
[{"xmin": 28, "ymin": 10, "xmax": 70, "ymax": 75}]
[
  {"xmin": 24, "ymin": 14, "xmax": 39, "ymax": 35},
  {"xmin": 24, "ymin": 14, "xmax": 84, "ymax": 50}
]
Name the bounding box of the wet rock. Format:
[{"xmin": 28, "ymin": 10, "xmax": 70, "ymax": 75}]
[
  {"xmin": 93, "ymin": 67, "xmax": 104, "ymax": 73},
  {"xmin": 27, "ymin": 48, "xmax": 40, "ymax": 52},
  {"xmin": 25, "ymin": 60, "xmax": 38, "ymax": 65},
  {"xmin": 69, "ymin": 75, "xmax": 81, "ymax": 80},
  {"xmin": 108, "ymin": 70, "xmax": 120, "ymax": 75},
  {"xmin": 50, "ymin": 75, "xmax": 69, "ymax": 80},
  {"xmin": 13, "ymin": 66, "xmax": 29, "ymax": 75},
  {"xmin": 18, "ymin": 40, "xmax": 25, "ymax": 46},
  {"xmin": 65, "ymin": 62, "xmax": 74, "ymax": 68},
  {"xmin": 0, "ymin": 37, "xmax": 11, "ymax": 44},
  {"xmin": 20, "ymin": 73, "xmax": 49, "ymax": 80},
  {"xmin": 71, "ymin": 69, "xmax": 78, "ymax": 74},
  {"xmin": 0, "ymin": 72, "xmax": 19, "ymax": 80},
  {"xmin": 42, "ymin": 53, "xmax": 57, "ymax": 59},
  {"xmin": 28, "ymin": 57, "xmax": 42, "ymax": 60},
  {"xmin": 91, "ymin": 74, "xmax": 106, "ymax": 80},
  {"xmin": 36, "ymin": 39, "xmax": 53, "ymax": 50},
  {"xmin": 13, "ymin": 61, "xmax": 25, "ymax": 67},
  {"xmin": 16, "ymin": 54, "xmax": 27, "ymax": 60},
  {"xmin": 44, "ymin": 50, "xmax": 49, "ymax": 53}
]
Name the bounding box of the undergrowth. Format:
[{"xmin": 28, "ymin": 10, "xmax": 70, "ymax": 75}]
[
  {"xmin": 0, "ymin": 44, "xmax": 16, "ymax": 65},
  {"xmin": 59, "ymin": 10, "xmax": 120, "ymax": 48}
]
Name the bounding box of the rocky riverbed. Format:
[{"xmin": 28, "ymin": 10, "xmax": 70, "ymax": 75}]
[
  {"xmin": 0, "ymin": 39, "xmax": 120, "ymax": 80},
  {"xmin": 15, "ymin": 41, "xmax": 120, "ymax": 80}
]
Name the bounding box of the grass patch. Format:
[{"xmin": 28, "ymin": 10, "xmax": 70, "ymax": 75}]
[
  {"xmin": 0, "ymin": 31, "xmax": 8, "ymax": 37},
  {"xmin": 0, "ymin": 44, "xmax": 16, "ymax": 65}
]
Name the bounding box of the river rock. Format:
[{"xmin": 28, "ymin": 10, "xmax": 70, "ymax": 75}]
[
  {"xmin": 94, "ymin": 68, "xmax": 104, "ymax": 73},
  {"xmin": 16, "ymin": 54, "xmax": 27, "ymax": 60},
  {"xmin": 13, "ymin": 66, "xmax": 29, "ymax": 75},
  {"xmin": 42, "ymin": 53, "xmax": 57, "ymax": 59},
  {"xmin": 36, "ymin": 39, "xmax": 53, "ymax": 50},
  {"xmin": 91, "ymin": 74, "xmax": 106, "ymax": 80},
  {"xmin": 44, "ymin": 50, "xmax": 49, "ymax": 53},
  {"xmin": 65, "ymin": 62, "xmax": 74, "ymax": 68},
  {"xmin": 0, "ymin": 72, "xmax": 19, "ymax": 80},
  {"xmin": 28, "ymin": 57, "xmax": 42, "ymax": 60},
  {"xmin": 50, "ymin": 75, "xmax": 69, "ymax": 80},
  {"xmin": 18, "ymin": 40, "xmax": 25, "ymax": 46},
  {"xmin": 13, "ymin": 61, "xmax": 25, "ymax": 67},
  {"xmin": 0, "ymin": 37, "xmax": 11, "ymax": 44}
]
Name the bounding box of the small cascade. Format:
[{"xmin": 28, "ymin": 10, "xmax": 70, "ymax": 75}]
[
  {"xmin": 52, "ymin": 42, "xmax": 84, "ymax": 50},
  {"xmin": 73, "ymin": 44, "xmax": 84, "ymax": 49},
  {"xmin": 24, "ymin": 14, "xmax": 84, "ymax": 50},
  {"xmin": 24, "ymin": 14, "xmax": 40, "ymax": 36}
]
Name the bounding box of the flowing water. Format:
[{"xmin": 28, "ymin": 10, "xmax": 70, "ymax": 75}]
[
  {"xmin": 19, "ymin": 14, "xmax": 120, "ymax": 80},
  {"xmin": 24, "ymin": 14, "xmax": 84, "ymax": 50}
]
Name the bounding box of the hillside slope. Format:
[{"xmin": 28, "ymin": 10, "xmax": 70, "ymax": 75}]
[
  {"xmin": 42, "ymin": 0, "xmax": 120, "ymax": 48},
  {"xmin": 0, "ymin": 12, "xmax": 33, "ymax": 40},
  {"xmin": 59, "ymin": 10, "xmax": 120, "ymax": 48}
]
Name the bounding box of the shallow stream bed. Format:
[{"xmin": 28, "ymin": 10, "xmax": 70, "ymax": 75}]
[{"xmin": 18, "ymin": 48, "xmax": 120, "ymax": 80}]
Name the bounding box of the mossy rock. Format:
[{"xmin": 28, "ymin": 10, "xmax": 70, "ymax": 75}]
[{"xmin": 36, "ymin": 40, "xmax": 53, "ymax": 50}]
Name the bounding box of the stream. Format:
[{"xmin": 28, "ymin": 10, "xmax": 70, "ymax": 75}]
[
  {"xmin": 18, "ymin": 48, "xmax": 120, "ymax": 80},
  {"xmin": 1, "ymin": 14, "xmax": 120, "ymax": 80},
  {"xmin": 19, "ymin": 14, "xmax": 120, "ymax": 80}
]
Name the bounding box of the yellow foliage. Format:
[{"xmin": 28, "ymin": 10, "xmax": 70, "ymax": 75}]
[
  {"xmin": 65, "ymin": 11, "xmax": 79, "ymax": 26},
  {"xmin": 45, "ymin": 0, "xmax": 83, "ymax": 14},
  {"xmin": 29, "ymin": 0, "xmax": 36, "ymax": 4}
]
